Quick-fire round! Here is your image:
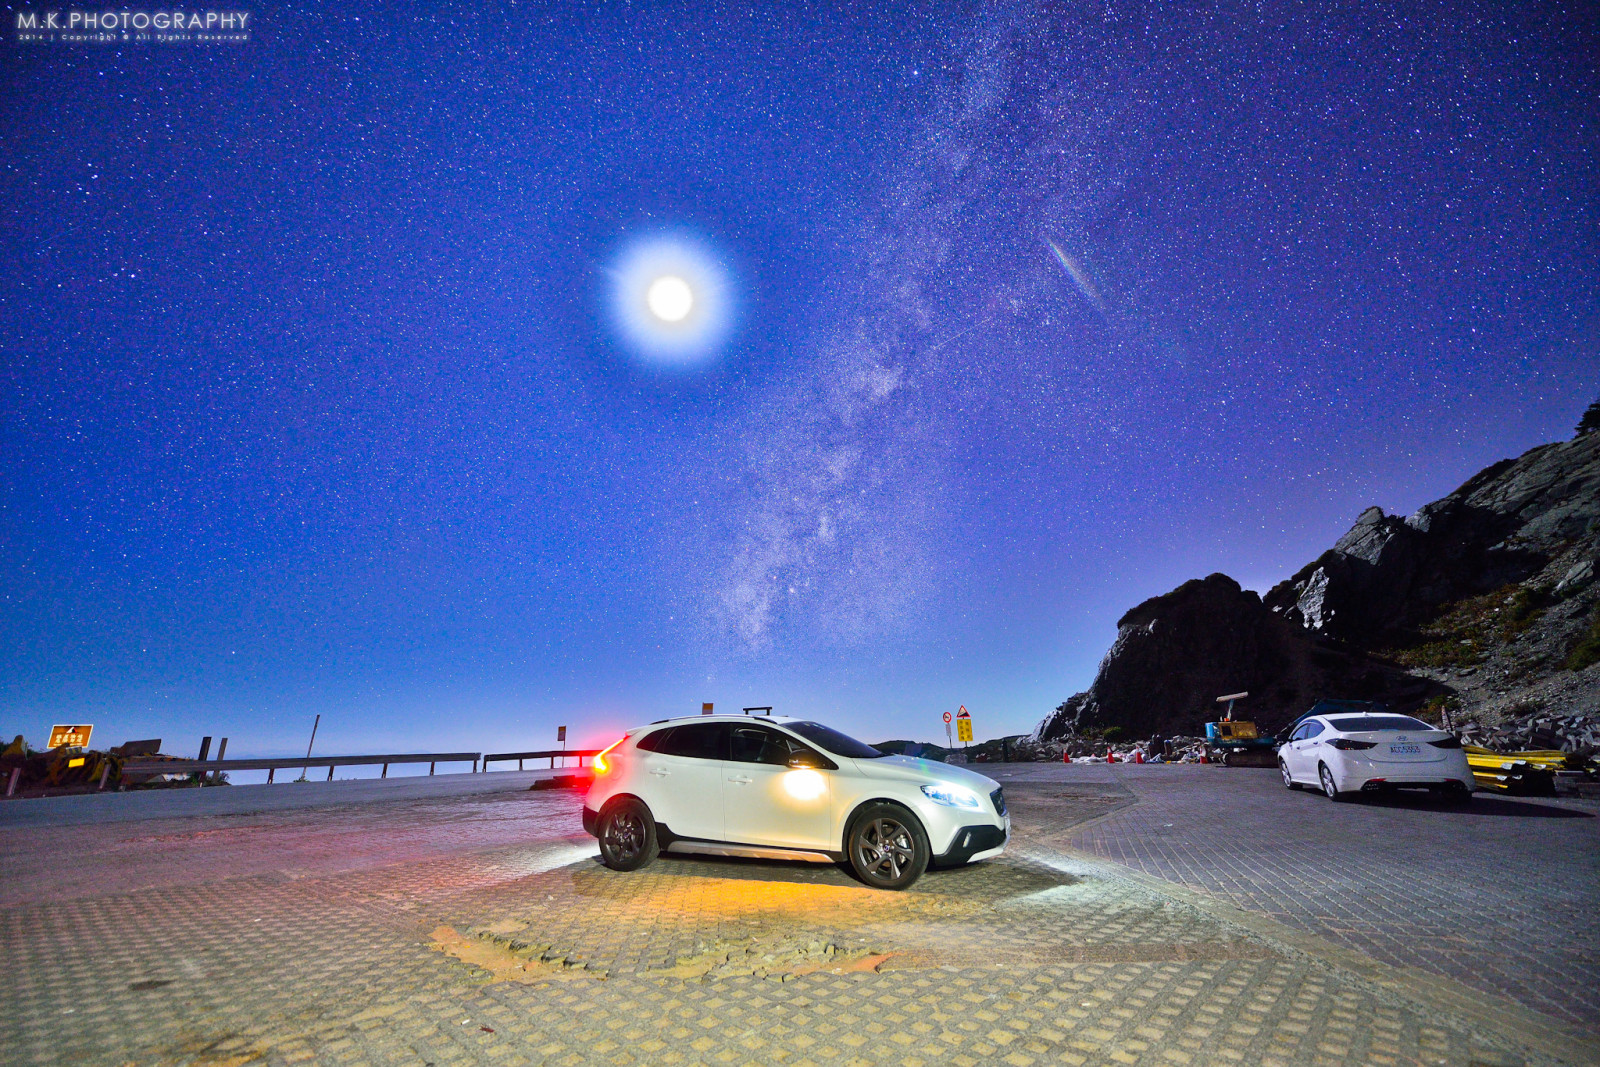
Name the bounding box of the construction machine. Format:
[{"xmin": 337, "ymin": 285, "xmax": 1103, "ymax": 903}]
[{"xmin": 1204, "ymin": 692, "xmax": 1279, "ymax": 767}]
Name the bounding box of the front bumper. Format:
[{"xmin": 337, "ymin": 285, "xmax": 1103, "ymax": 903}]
[{"xmin": 932, "ymin": 822, "xmax": 1009, "ymax": 866}]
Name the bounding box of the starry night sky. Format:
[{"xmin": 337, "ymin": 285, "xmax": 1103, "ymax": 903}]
[{"xmin": 3, "ymin": 1, "xmax": 1597, "ymax": 761}]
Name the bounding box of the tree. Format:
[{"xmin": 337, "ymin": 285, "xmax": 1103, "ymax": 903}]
[{"xmin": 1579, "ymin": 397, "xmax": 1600, "ymax": 437}]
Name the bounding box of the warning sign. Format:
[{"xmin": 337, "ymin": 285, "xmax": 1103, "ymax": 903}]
[
  {"xmin": 956, "ymin": 707, "xmax": 973, "ymax": 744},
  {"xmin": 48, "ymin": 724, "xmax": 93, "ymax": 749}
]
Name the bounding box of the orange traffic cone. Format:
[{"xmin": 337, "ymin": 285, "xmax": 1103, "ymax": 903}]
[{"xmin": 1133, "ymin": 749, "xmax": 1144, "ymax": 764}]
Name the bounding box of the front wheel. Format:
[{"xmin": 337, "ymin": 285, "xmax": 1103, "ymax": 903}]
[
  {"xmin": 1280, "ymin": 760, "xmax": 1301, "ymax": 790},
  {"xmin": 1318, "ymin": 763, "xmax": 1349, "ymax": 802},
  {"xmin": 846, "ymin": 803, "xmax": 929, "ymax": 890},
  {"xmin": 597, "ymin": 798, "xmax": 659, "ymax": 871}
]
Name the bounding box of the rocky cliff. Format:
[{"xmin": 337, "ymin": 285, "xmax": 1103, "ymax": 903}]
[{"xmin": 1037, "ymin": 428, "xmax": 1600, "ymax": 743}]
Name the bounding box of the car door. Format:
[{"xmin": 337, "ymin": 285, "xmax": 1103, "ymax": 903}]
[
  {"xmin": 639, "ymin": 722, "xmax": 728, "ymax": 841},
  {"xmin": 1282, "ymin": 723, "xmax": 1309, "ymax": 779},
  {"xmin": 722, "ymin": 723, "xmax": 834, "ymax": 850},
  {"xmin": 1290, "ymin": 721, "xmax": 1324, "ymax": 780}
]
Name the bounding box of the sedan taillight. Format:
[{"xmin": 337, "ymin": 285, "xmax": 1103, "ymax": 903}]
[
  {"xmin": 1327, "ymin": 738, "xmax": 1376, "ymax": 750},
  {"xmin": 1428, "ymin": 736, "xmax": 1462, "ymax": 749}
]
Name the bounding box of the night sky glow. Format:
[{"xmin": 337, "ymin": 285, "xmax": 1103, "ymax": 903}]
[{"xmin": 1, "ymin": 2, "xmax": 1597, "ymax": 761}]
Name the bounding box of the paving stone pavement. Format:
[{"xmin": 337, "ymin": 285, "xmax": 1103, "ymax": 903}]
[
  {"xmin": 988, "ymin": 763, "xmax": 1600, "ymax": 1034},
  {"xmin": 1, "ymin": 771, "xmax": 1595, "ymax": 1066}
]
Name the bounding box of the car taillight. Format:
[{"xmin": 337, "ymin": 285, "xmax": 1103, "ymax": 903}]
[
  {"xmin": 1428, "ymin": 736, "xmax": 1462, "ymax": 749},
  {"xmin": 1327, "ymin": 738, "xmax": 1376, "ymax": 750},
  {"xmin": 593, "ymin": 737, "xmax": 626, "ymax": 775}
]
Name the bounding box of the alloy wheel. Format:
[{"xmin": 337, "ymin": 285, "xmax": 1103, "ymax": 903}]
[
  {"xmin": 855, "ymin": 817, "xmax": 914, "ymax": 882},
  {"xmin": 603, "ymin": 810, "xmax": 644, "ymax": 865},
  {"xmin": 1319, "ymin": 764, "xmax": 1339, "ymax": 799}
]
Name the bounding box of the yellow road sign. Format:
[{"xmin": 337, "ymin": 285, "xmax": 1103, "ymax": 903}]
[
  {"xmin": 957, "ymin": 717, "xmax": 973, "ymax": 743},
  {"xmin": 48, "ymin": 724, "xmax": 92, "ymax": 749}
]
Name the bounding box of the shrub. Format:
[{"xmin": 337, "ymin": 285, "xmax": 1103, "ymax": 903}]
[
  {"xmin": 1565, "ymin": 610, "xmax": 1600, "ymax": 671},
  {"xmin": 1577, "ymin": 397, "xmax": 1600, "ymax": 437}
]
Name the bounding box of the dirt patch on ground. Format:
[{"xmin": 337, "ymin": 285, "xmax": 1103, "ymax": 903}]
[
  {"xmin": 428, "ymin": 924, "xmax": 609, "ymax": 983},
  {"xmin": 653, "ymin": 934, "xmax": 893, "ymax": 981}
]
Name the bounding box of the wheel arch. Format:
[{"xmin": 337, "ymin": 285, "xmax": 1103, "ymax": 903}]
[
  {"xmin": 598, "ymin": 792, "xmax": 680, "ymax": 846},
  {"xmin": 839, "ymin": 796, "xmax": 924, "ymax": 854}
]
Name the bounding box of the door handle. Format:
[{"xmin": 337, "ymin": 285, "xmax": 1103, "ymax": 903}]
[
  {"xmin": 650, "ymin": 768, "xmax": 670, "ymax": 776},
  {"xmin": 727, "ymin": 775, "xmax": 753, "ymax": 784}
]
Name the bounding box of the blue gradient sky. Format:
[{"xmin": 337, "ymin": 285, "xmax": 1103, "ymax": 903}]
[{"xmin": 3, "ymin": 1, "xmax": 1597, "ymax": 760}]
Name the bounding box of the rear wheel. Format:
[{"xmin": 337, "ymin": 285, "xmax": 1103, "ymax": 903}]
[
  {"xmin": 597, "ymin": 798, "xmax": 659, "ymax": 871},
  {"xmin": 1318, "ymin": 763, "xmax": 1349, "ymax": 802},
  {"xmin": 846, "ymin": 803, "xmax": 929, "ymax": 890},
  {"xmin": 1439, "ymin": 781, "xmax": 1472, "ymax": 804},
  {"xmin": 1280, "ymin": 760, "xmax": 1301, "ymax": 790}
]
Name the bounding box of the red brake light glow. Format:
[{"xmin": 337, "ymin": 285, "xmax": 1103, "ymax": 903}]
[{"xmin": 593, "ymin": 736, "xmax": 626, "ymax": 776}]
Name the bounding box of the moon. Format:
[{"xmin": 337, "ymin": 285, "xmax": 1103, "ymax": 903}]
[
  {"xmin": 610, "ymin": 236, "xmax": 731, "ymax": 367},
  {"xmin": 647, "ymin": 275, "xmax": 694, "ymax": 323}
]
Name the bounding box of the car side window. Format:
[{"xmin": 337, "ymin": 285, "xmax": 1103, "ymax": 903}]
[
  {"xmin": 654, "ymin": 723, "xmax": 727, "ymax": 761},
  {"xmin": 634, "ymin": 728, "xmax": 672, "ymax": 752},
  {"xmin": 1288, "ymin": 724, "xmax": 1306, "ymax": 741},
  {"xmin": 729, "ymin": 725, "xmax": 794, "ymax": 766},
  {"xmin": 1304, "ymin": 721, "xmax": 1325, "ymax": 738}
]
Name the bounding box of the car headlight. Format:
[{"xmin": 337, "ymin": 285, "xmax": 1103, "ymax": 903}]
[{"xmin": 921, "ymin": 783, "xmax": 983, "ymax": 810}]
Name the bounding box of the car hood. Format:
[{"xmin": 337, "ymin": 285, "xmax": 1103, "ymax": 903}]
[{"xmin": 849, "ymin": 754, "xmax": 1000, "ymax": 794}]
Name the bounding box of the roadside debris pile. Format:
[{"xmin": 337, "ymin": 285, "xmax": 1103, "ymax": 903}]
[
  {"xmin": 1456, "ymin": 710, "xmax": 1600, "ymax": 755},
  {"xmin": 1025, "ymin": 732, "xmax": 1214, "ymax": 764},
  {"xmin": 1, "ymin": 735, "xmax": 180, "ymax": 798},
  {"xmin": 2, "ymin": 734, "xmax": 118, "ymax": 795}
]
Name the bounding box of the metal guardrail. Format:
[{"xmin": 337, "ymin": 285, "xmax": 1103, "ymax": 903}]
[
  {"xmin": 482, "ymin": 748, "xmax": 600, "ymax": 771},
  {"xmin": 122, "ymin": 752, "xmax": 482, "ymax": 784}
]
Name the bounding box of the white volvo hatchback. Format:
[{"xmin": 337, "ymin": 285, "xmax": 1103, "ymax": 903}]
[
  {"xmin": 582, "ymin": 715, "xmax": 1009, "ymax": 889},
  {"xmin": 1278, "ymin": 711, "xmax": 1473, "ymax": 801}
]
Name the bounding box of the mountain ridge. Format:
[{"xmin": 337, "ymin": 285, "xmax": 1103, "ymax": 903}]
[{"xmin": 1036, "ymin": 427, "xmax": 1600, "ymax": 743}]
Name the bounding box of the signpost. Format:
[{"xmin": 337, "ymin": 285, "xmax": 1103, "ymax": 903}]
[
  {"xmin": 48, "ymin": 724, "xmax": 92, "ymax": 749},
  {"xmin": 557, "ymin": 725, "xmax": 567, "ymax": 759},
  {"xmin": 956, "ymin": 706, "xmax": 973, "ymax": 745},
  {"xmin": 942, "ymin": 711, "xmax": 952, "ymax": 748},
  {"xmin": 702, "ymin": 702, "xmax": 714, "ymax": 715}
]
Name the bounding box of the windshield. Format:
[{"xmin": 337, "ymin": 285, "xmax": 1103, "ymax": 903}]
[
  {"xmin": 1327, "ymin": 715, "xmax": 1433, "ymax": 733},
  {"xmin": 784, "ymin": 721, "xmax": 884, "ymax": 759}
]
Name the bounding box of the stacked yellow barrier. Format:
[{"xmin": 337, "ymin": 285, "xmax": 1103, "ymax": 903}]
[{"xmin": 1464, "ymin": 745, "xmax": 1563, "ymax": 794}]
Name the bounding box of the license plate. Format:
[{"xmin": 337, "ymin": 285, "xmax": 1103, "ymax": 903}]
[{"xmin": 1389, "ymin": 744, "xmax": 1421, "ymax": 755}]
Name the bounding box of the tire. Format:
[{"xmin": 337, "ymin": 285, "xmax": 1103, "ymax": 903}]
[
  {"xmin": 1442, "ymin": 782, "xmax": 1472, "ymax": 805},
  {"xmin": 1318, "ymin": 763, "xmax": 1348, "ymax": 802},
  {"xmin": 1280, "ymin": 760, "xmax": 1301, "ymax": 790},
  {"xmin": 846, "ymin": 803, "xmax": 930, "ymax": 890},
  {"xmin": 597, "ymin": 797, "xmax": 659, "ymax": 871}
]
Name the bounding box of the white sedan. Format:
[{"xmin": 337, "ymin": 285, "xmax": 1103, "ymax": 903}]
[
  {"xmin": 582, "ymin": 715, "xmax": 1009, "ymax": 889},
  {"xmin": 1279, "ymin": 711, "xmax": 1473, "ymax": 801}
]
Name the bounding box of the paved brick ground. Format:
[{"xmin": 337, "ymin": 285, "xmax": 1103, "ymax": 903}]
[
  {"xmin": 1, "ymin": 769, "xmax": 1594, "ymax": 1066},
  {"xmin": 986, "ymin": 764, "xmax": 1600, "ymax": 1034}
]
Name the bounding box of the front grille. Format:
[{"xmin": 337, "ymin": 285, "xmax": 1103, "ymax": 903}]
[{"xmin": 990, "ymin": 787, "xmax": 1006, "ymax": 817}]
